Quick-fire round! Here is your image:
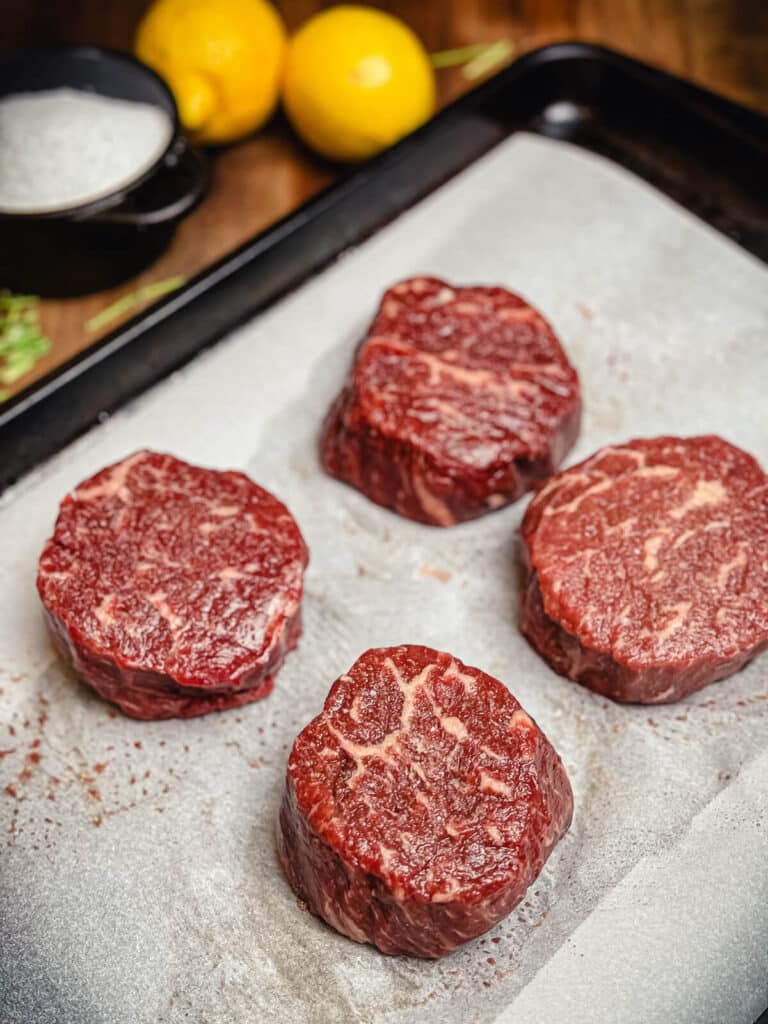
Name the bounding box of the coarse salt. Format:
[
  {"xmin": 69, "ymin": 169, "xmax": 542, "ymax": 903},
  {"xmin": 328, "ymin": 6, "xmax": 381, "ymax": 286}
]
[{"xmin": 0, "ymin": 87, "xmax": 173, "ymax": 214}]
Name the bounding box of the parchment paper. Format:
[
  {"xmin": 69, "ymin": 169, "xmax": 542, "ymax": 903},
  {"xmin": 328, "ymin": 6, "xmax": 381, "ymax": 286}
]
[{"xmin": 1, "ymin": 134, "xmax": 767, "ymax": 1024}]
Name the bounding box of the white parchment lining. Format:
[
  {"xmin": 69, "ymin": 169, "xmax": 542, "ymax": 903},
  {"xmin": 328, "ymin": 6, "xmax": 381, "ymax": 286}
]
[{"xmin": 1, "ymin": 134, "xmax": 766, "ymax": 1024}]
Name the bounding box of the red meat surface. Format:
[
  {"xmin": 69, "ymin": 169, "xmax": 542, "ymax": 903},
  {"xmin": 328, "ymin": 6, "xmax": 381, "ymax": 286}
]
[
  {"xmin": 278, "ymin": 645, "xmax": 573, "ymax": 958},
  {"xmin": 520, "ymin": 436, "xmax": 768, "ymax": 703},
  {"xmin": 321, "ymin": 276, "xmax": 581, "ymax": 526},
  {"xmin": 37, "ymin": 451, "xmax": 308, "ymax": 719}
]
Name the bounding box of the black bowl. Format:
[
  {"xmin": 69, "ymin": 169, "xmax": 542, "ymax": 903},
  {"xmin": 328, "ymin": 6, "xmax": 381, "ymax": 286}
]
[{"xmin": 0, "ymin": 46, "xmax": 209, "ymax": 298}]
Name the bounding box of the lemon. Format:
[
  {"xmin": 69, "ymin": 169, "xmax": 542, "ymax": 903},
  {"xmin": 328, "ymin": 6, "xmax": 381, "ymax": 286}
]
[
  {"xmin": 135, "ymin": 0, "xmax": 286, "ymax": 146},
  {"xmin": 282, "ymin": 6, "xmax": 436, "ymax": 163}
]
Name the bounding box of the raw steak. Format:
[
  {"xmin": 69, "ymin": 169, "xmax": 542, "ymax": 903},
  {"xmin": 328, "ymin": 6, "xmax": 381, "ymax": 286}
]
[
  {"xmin": 37, "ymin": 451, "xmax": 308, "ymax": 719},
  {"xmin": 277, "ymin": 645, "xmax": 573, "ymax": 958},
  {"xmin": 520, "ymin": 435, "xmax": 768, "ymax": 704},
  {"xmin": 321, "ymin": 276, "xmax": 581, "ymax": 526}
]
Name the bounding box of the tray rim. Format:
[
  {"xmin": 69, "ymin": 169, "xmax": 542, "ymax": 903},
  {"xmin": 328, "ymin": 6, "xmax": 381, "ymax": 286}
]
[{"xmin": 1, "ymin": 40, "xmax": 767, "ymax": 492}]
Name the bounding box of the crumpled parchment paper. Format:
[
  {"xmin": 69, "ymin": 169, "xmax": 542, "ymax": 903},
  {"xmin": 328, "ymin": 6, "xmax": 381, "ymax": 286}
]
[{"xmin": 1, "ymin": 134, "xmax": 766, "ymax": 1024}]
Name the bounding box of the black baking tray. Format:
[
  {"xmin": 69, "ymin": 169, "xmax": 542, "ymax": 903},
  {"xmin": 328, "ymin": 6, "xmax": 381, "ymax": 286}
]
[{"xmin": 1, "ymin": 41, "xmax": 767, "ymax": 493}]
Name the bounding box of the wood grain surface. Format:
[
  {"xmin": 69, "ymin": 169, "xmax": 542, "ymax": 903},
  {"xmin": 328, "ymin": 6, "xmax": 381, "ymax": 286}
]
[{"xmin": 2, "ymin": 0, "xmax": 767, "ymax": 399}]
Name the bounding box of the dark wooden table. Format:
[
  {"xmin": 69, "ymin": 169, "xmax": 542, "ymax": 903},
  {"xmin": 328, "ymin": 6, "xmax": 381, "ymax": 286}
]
[{"xmin": 3, "ymin": 0, "xmax": 768, "ymax": 397}]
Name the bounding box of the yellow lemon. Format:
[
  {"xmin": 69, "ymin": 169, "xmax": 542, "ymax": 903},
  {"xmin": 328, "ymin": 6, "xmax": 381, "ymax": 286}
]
[
  {"xmin": 135, "ymin": 0, "xmax": 286, "ymax": 145},
  {"xmin": 282, "ymin": 6, "xmax": 436, "ymax": 163}
]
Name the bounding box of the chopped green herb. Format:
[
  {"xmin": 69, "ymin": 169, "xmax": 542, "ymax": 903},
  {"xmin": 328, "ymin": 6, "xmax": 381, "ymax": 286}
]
[
  {"xmin": 0, "ymin": 292, "xmax": 51, "ymax": 398},
  {"xmin": 462, "ymin": 39, "xmax": 516, "ymax": 81},
  {"xmin": 85, "ymin": 275, "xmax": 187, "ymax": 334},
  {"xmin": 430, "ymin": 43, "xmax": 494, "ymax": 69},
  {"xmin": 430, "ymin": 39, "xmax": 515, "ymax": 80}
]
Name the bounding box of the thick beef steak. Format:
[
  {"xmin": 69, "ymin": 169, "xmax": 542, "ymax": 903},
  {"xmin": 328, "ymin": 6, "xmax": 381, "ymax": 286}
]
[
  {"xmin": 37, "ymin": 451, "xmax": 308, "ymax": 719},
  {"xmin": 321, "ymin": 277, "xmax": 581, "ymax": 526},
  {"xmin": 278, "ymin": 645, "xmax": 573, "ymax": 957},
  {"xmin": 520, "ymin": 436, "xmax": 768, "ymax": 703}
]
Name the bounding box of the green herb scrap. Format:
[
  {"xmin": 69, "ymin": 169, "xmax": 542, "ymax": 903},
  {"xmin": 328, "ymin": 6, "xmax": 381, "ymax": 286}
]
[
  {"xmin": 430, "ymin": 39, "xmax": 515, "ymax": 80},
  {"xmin": 85, "ymin": 275, "xmax": 186, "ymax": 333},
  {"xmin": 0, "ymin": 292, "xmax": 51, "ymax": 400}
]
